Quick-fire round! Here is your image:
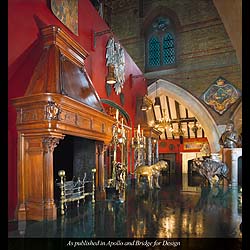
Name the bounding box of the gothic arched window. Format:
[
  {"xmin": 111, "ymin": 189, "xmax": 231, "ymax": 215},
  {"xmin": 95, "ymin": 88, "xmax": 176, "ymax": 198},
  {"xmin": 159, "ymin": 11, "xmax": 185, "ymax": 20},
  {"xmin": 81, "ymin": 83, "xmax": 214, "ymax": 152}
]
[
  {"xmin": 149, "ymin": 36, "xmax": 160, "ymax": 66},
  {"xmin": 146, "ymin": 16, "xmax": 176, "ymax": 71}
]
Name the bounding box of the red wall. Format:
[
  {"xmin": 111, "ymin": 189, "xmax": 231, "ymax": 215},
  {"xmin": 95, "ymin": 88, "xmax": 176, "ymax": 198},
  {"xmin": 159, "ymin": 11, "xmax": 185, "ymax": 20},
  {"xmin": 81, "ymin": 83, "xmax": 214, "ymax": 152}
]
[
  {"xmin": 8, "ymin": 0, "xmax": 147, "ymax": 220},
  {"xmin": 158, "ymin": 137, "xmax": 209, "ymax": 172},
  {"xmin": 158, "ymin": 138, "xmax": 209, "ymax": 154}
]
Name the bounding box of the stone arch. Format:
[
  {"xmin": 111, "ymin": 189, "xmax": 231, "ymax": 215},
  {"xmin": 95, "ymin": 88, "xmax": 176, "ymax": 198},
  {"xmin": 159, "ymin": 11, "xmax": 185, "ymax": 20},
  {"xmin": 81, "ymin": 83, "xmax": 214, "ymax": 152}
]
[{"xmin": 147, "ymin": 79, "xmax": 221, "ymax": 153}]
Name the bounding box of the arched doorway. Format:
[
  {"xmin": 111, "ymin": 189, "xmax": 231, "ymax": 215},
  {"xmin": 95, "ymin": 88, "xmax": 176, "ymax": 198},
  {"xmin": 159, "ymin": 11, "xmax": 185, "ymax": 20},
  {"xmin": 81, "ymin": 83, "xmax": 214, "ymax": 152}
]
[{"xmin": 147, "ymin": 79, "xmax": 221, "ymax": 153}]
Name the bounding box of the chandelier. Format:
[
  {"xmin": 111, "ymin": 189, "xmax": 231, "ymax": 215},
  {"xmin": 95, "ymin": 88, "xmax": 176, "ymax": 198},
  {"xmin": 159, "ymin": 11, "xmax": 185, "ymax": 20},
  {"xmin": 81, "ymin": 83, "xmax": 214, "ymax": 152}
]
[
  {"xmin": 154, "ymin": 109, "xmax": 171, "ymax": 129},
  {"xmin": 154, "ymin": 109, "xmax": 186, "ymax": 136},
  {"xmin": 140, "ymin": 95, "xmax": 153, "ymax": 111},
  {"xmin": 169, "ymin": 125, "xmax": 186, "ymax": 137},
  {"xmin": 153, "ymin": 109, "xmax": 202, "ymax": 137}
]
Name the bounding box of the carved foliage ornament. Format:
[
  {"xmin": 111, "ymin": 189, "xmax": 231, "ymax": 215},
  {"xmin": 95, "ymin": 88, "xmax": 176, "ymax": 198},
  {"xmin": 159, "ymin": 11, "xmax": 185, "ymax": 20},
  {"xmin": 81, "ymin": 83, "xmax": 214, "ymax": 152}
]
[
  {"xmin": 105, "ymin": 37, "xmax": 125, "ymax": 95},
  {"xmin": 43, "ymin": 137, "xmax": 60, "ymax": 153}
]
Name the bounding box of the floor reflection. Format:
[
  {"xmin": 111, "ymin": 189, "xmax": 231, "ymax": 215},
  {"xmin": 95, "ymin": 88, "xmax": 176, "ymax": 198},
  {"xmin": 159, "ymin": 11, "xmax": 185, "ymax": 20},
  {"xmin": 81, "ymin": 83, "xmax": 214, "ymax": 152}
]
[{"xmin": 8, "ymin": 174, "xmax": 242, "ymax": 238}]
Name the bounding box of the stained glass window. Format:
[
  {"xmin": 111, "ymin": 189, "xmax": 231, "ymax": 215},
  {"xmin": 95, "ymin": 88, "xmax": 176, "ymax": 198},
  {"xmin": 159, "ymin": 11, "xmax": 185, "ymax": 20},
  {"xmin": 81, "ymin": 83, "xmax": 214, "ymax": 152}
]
[
  {"xmin": 149, "ymin": 36, "xmax": 160, "ymax": 66},
  {"xmin": 163, "ymin": 33, "xmax": 175, "ymax": 65},
  {"xmin": 145, "ymin": 16, "xmax": 176, "ymax": 70}
]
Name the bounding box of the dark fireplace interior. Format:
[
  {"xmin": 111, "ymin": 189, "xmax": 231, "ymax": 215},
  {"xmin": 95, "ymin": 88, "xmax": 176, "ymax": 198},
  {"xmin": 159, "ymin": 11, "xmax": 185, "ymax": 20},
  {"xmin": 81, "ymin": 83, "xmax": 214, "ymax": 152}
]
[{"xmin": 53, "ymin": 135, "xmax": 96, "ymax": 202}]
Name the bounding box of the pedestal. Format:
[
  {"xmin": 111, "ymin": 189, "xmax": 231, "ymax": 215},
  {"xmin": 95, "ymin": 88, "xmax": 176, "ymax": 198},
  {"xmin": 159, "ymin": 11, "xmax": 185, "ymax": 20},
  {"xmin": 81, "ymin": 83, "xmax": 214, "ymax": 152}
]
[{"xmin": 222, "ymin": 148, "xmax": 242, "ymax": 186}]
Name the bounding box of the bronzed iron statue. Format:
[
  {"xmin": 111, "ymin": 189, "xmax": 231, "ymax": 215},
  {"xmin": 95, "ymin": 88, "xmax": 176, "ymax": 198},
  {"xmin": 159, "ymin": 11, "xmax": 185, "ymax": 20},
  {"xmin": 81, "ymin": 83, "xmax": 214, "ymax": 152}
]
[
  {"xmin": 192, "ymin": 157, "xmax": 229, "ymax": 186},
  {"xmin": 134, "ymin": 160, "xmax": 168, "ymax": 189},
  {"xmin": 219, "ymin": 120, "xmax": 241, "ymax": 148}
]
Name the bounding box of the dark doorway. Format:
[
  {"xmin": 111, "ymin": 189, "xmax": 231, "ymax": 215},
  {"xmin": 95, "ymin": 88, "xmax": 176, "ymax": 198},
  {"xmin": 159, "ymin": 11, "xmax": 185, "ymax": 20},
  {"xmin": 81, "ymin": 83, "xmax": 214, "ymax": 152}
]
[{"xmin": 187, "ymin": 159, "xmax": 202, "ymax": 186}]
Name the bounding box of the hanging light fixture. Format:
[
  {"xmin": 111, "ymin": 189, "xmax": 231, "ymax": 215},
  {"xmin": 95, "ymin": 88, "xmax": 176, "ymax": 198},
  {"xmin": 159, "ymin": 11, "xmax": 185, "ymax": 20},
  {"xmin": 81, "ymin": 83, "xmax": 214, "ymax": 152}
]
[
  {"xmin": 140, "ymin": 101, "xmax": 148, "ymax": 111},
  {"xmin": 188, "ymin": 119, "xmax": 202, "ymax": 133},
  {"xmin": 106, "ymin": 64, "xmax": 116, "ymax": 84},
  {"xmin": 154, "ymin": 97, "xmax": 161, "ymax": 107},
  {"xmin": 140, "ymin": 95, "xmax": 153, "ymax": 111},
  {"xmin": 169, "ymin": 123, "xmax": 186, "ymax": 137},
  {"xmin": 154, "ymin": 81, "xmax": 161, "ymax": 107},
  {"xmin": 154, "ymin": 109, "xmax": 171, "ymax": 129}
]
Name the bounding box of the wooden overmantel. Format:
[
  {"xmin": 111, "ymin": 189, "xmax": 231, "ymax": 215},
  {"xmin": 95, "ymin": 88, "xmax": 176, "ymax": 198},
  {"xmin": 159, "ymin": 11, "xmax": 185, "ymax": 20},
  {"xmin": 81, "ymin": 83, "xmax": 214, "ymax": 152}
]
[{"xmin": 11, "ymin": 25, "xmax": 115, "ymax": 221}]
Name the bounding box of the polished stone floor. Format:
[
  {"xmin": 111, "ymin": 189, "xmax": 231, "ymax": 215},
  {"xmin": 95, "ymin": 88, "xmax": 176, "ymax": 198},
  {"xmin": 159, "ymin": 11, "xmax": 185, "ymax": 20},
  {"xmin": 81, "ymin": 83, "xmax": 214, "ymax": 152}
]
[{"xmin": 8, "ymin": 174, "xmax": 242, "ymax": 239}]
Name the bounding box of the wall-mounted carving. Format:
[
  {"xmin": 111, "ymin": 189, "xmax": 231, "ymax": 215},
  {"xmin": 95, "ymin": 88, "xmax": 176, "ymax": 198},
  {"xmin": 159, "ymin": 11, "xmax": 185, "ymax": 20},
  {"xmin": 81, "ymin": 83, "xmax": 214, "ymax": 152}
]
[
  {"xmin": 105, "ymin": 37, "xmax": 125, "ymax": 95},
  {"xmin": 201, "ymin": 77, "xmax": 241, "ymax": 115}
]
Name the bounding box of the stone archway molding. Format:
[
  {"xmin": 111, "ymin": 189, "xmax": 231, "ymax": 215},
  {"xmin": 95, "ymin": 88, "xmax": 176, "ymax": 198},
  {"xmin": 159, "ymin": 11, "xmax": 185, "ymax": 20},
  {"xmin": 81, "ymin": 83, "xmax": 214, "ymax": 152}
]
[{"xmin": 148, "ymin": 79, "xmax": 221, "ymax": 153}]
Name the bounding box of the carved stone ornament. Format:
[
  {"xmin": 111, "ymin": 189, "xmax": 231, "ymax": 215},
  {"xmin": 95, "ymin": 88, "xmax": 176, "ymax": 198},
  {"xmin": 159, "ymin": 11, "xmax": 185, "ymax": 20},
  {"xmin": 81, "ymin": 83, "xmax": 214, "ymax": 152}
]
[
  {"xmin": 45, "ymin": 101, "xmax": 61, "ymax": 120},
  {"xmin": 105, "ymin": 37, "xmax": 125, "ymax": 95}
]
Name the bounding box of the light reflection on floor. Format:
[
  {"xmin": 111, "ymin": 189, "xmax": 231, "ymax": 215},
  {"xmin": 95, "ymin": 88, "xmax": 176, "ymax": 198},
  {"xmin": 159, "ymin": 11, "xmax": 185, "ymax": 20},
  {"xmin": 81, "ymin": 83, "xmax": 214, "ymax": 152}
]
[{"xmin": 8, "ymin": 174, "xmax": 242, "ymax": 238}]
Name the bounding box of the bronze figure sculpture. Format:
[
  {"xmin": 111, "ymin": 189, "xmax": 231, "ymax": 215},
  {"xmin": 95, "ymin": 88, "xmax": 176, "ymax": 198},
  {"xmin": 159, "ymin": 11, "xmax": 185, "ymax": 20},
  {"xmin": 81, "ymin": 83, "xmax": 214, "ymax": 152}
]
[
  {"xmin": 192, "ymin": 157, "xmax": 229, "ymax": 186},
  {"xmin": 134, "ymin": 160, "xmax": 168, "ymax": 189},
  {"xmin": 219, "ymin": 120, "xmax": 241, "ymax": 148}
]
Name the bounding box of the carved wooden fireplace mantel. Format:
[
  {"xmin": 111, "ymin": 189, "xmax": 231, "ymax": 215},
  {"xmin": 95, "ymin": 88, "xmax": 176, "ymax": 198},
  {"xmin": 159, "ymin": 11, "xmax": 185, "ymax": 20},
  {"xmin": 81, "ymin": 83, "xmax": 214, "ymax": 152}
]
[{"xmin": 11, "ymin": 25, "xmax": 115, "ymax": 221}]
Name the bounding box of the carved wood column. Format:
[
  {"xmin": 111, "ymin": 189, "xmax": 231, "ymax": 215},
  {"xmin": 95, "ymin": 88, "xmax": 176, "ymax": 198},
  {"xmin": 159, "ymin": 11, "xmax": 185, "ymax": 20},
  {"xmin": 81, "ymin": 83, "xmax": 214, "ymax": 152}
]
[
  {"xmin": 16, "ymin": 133, "xmax": 64, "ymax": 221},
  {"xmin": 42, "ymin": 136, "xmax": 62, "ymax": 220},
  {"xmin": 16, "ymin": 132, "xmax": 26, "ymax": 221},
  {"xmin": 95, "ymin": 142, "xmax": 107, "ymax": 200}
]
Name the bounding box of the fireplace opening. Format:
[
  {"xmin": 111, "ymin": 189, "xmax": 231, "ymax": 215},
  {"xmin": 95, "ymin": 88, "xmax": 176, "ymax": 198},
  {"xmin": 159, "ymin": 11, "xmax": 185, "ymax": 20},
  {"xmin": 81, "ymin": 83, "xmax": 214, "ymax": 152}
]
[{"xmin": 53, "ymin": 135, "xmax": 97, "ymax": 204}]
